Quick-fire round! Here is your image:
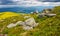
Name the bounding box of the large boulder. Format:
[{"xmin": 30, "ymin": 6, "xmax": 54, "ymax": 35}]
[{"xmin": 25, "ymin": 18, "xmax": 38, "ymax": 27}]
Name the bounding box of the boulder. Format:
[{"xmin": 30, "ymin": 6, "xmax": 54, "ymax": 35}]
[
  {"xmin": 7, "ymin": 18, "xmax": 39, "ymax": 30},
  {"xmin": 46, "ymin": 14, "xmax": 56, "ymax": 16},
  {"xmin": 25, "ymin": 18, "xmax": 38, "ymax": 27},
  {"xmin": 16, "ymin": 21, "xmax": 25, "ymax": 26},
  {"xmin": 38, "ymin": 13, "xmax": 46, "ymax": 18},
  {"xmin": 38, "ymin": 13, "xmax": 56, "ymax": 18},
  {"xmin": 7, "ymin": 23, "xmax": 17, "ymax": 28}
]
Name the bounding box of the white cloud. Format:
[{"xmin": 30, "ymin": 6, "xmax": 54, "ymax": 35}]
[
  {"xmin": 0, "ymin": 0, "xmax": 60, "ymax": 8},
  {"xmin": 0, "ymin": 2, "xmax": 60, "ymax": 8},
  {"xmin": 8, "ymin": 0, "xmax": 60, "ymax": 6}
]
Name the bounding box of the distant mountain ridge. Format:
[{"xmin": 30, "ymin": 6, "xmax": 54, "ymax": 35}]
[{"xmin": 0, "ymin": 6, "xmax": 54, "ymax": 13}]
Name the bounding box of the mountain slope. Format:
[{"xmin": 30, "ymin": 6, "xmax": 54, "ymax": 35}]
[
  {"xmin": 0, "ymin": 12, "xmax": 20, "ymax": 20},
  {"xmin": 0, "ymin": 6, "xmax": 60, "ymax": 36}
]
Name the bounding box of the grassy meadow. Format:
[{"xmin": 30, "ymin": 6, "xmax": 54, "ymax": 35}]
[{"xmin": 0, "ymin": 6, "xmax": 60, "ymax": 36}]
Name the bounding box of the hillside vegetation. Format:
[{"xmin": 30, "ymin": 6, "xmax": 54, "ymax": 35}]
[{"xmin": 0, "ymin": 6, "xmax": 60, "ymax": 36}]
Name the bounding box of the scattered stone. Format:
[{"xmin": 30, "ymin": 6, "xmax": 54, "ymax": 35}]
[
  {"xmin": 23, "ymin": 26, "xmax": 33, "ymax": 30},
  {"xmin": 7, "ymin": 18, "xmax": 39, "ymax": 30},
  {"xmin": 7, "ymin": 23, "xmax": 17, "ymax": 28},
  {"xmin": 16, "ymin": 21, "xmax": 25, "ymax": 26}
]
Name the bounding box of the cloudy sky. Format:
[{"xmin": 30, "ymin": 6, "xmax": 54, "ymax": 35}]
[{"xmin": 0, "ymin": 0, "xmax": 60, "ymax": 7}]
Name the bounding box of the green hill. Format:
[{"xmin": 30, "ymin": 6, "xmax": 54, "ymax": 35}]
[{"xmin": 0, "ymin": 6, "xmax": 60, "ymax": 36}]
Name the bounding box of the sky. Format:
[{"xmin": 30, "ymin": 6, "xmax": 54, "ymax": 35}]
[{"xmin": 0, "ymin": 0, "xmax": 60, "ymax": 8}]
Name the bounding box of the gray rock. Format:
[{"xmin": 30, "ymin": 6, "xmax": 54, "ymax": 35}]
[
  {"xmin": 38, "ymin": 13, "xmax": 56, "ymax": 18},
  {"xmin": 23, "ymin": 26, "xmax": 33, "ymax": 30},
  {"xmin": 7, "ymin": 23, "xmax": 17, "ymax": 28},
  {"xmin": 7, "ymin": 21, "xmax": 25, "ymax": 28},
  {"xmin": 7, "ymin": 18, "xmax": 39, "ymax": 30},
  {"xmin": 25, "ymin": 18, "xmax": 38, "ymax": 27},
  {"xmin": 46, "ymin": 14, "xmax": 56, "ymax": 16},
  {"xmin": 38, "ymin": 13, "xmax": 46, "ymax": 18},
  {"xmin": 16, "ymin": 21, "xmax": 25, "ymax": 26}
]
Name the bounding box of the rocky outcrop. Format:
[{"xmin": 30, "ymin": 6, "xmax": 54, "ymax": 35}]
[
  {"xmin": 7, "ymin": 18, "xmax": 39, "ymax": 30},
  {"xmin": 23, "ymin": 18, "xmax": 38, "ymax": 30},
  {"xmin": 46, "ymin": 14, "xmax": 56, "ymax": 16},
  {"xmin": 38, "ymin": 13, "xmax": 56, "ymax": 18},
  {"xmin": 25, "ymin": 18, "xmax": 38, "ymax": 27}
]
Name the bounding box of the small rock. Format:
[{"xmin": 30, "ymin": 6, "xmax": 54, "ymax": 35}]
[
  {"xmin": 7, "ymin": 23, "xmax": 17, "ymax": 28},
  {"xmin": 23, "ymin": 26, "xmax": 33, "ymax": 30}
]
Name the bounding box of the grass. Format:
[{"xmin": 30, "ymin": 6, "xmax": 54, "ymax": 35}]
[{"xmin": 0, "ymin": 10, "xmax": 60, "ymax": 36}]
